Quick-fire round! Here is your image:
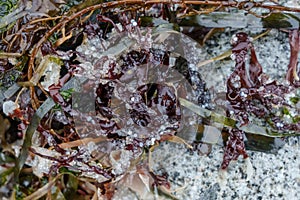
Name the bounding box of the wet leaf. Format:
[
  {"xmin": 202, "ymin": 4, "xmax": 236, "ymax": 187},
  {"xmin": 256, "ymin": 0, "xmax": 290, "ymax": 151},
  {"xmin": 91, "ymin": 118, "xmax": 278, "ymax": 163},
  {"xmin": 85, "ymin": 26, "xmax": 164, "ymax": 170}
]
[
  {"xmin": 244, "ymin": 134, "xmax": 285, "ymax": 153},
  {"xmin": 180, "ymin": 12, "xmax": 300, "ymax": 29},
  {"xmin": 179, "ymin": 97, "xmax": 236, "ymax": 127},
  {"xmin": 180, "ymin": 97, "xmax": 300, "ymax": 137},
  {"xmin": 262, "ymin": 13, "xmax": 300, "ymax": 29},
  {"xmin": 14, "ymin": 97, "xmax": 56, "ymax": 180}
]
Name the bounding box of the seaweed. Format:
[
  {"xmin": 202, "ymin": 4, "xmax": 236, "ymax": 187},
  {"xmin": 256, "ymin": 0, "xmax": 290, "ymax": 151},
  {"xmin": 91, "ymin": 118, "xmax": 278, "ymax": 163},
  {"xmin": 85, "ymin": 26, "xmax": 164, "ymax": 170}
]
[
  {"xmin": 1, "ymin": 1, "xmax": 300, "ymax": 199},
  {"xmin": 221, "ymin": 30, "xmax": 300, "ymax": 169}
]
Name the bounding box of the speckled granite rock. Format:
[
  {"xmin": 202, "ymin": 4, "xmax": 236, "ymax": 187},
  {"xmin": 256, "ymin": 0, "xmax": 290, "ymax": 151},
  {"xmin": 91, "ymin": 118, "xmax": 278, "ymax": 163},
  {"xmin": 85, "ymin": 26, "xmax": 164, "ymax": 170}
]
[
  {"xmin": 151, "ymin": 137, "xmax": 299, "ymax": 199},
  {"xmin": 149, "ymin": 29, "xmax": 300, "ymax": 200}
]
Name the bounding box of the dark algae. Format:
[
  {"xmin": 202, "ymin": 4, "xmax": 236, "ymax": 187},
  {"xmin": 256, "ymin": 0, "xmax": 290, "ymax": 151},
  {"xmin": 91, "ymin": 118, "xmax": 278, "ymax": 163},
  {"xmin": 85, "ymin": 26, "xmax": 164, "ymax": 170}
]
[
  {"xmin": 1, "ymin": 1, "xmax": 300, "ymax": 199},
  {"xmin": 222, "ymin": 30, "xmax": 300, "ymax": 169}
]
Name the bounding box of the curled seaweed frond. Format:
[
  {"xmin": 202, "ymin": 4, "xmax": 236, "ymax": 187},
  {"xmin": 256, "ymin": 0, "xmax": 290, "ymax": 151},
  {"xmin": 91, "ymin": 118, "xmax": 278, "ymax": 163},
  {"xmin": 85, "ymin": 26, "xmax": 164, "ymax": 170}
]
[{"xmin": 222, "ymin": 30, "xmax": 300, "ymax": 169}]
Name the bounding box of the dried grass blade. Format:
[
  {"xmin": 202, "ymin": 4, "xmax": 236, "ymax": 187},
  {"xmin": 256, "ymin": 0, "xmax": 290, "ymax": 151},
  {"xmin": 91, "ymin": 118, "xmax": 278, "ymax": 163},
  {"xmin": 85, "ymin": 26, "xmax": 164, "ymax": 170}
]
[
  {"xmin": 58, "ymin": 136, "xmax": 109, "ymax": 148},
  {"xmin": 23, "ymin": 174, "xmax": 62, "ymax": 200},
  {"xmin": 197, "ymin": 29, "xmax": 271, "ymax": 68}
]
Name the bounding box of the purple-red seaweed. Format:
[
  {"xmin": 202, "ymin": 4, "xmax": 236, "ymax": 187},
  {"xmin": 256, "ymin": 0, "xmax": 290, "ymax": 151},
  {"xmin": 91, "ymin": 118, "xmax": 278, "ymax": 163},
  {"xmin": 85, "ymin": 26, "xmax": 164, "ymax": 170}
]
[{"xmin": 222, "ymin": 30, "xmax": 300, "ymax": 169}]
